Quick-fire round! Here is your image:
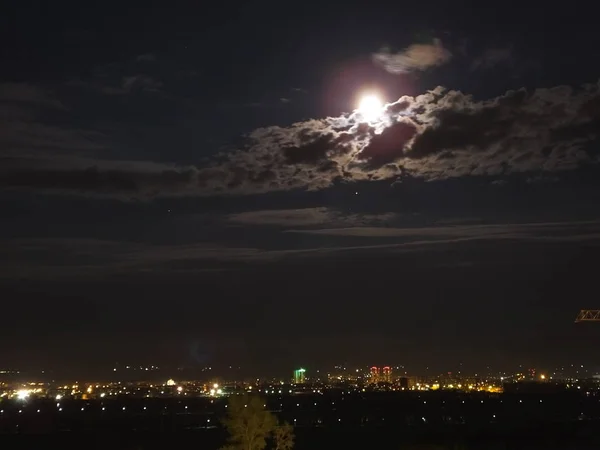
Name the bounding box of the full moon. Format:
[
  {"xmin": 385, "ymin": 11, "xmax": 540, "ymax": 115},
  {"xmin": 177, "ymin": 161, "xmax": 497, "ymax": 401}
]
[{"xmin": 357, "ymin": 94, "xmax": 383, "ymax": 122}]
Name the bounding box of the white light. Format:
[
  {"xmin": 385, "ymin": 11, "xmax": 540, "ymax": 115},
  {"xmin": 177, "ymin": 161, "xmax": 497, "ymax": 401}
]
[
  {"xmin": 16, "ymin": 389, "xmax": 30, "ymax": 400},
  {"xmin": 357, "ymin": 94, "xmax": 383, "ymax": 122},
  {"xmin": 55, "ymin": 394, "xmax": 62, "ymax": 400}
]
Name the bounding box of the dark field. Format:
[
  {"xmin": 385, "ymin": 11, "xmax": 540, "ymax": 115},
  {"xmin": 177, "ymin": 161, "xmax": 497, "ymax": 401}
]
[{"xmin": 1, "ymin": 391, "xmax": 600, "ymax": 449}]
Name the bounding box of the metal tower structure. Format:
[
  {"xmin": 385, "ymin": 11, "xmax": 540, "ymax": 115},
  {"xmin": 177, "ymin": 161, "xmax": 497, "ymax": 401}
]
[{"xmin": 575, "ymin": 310, "xmax": 600, "ymax": 322}]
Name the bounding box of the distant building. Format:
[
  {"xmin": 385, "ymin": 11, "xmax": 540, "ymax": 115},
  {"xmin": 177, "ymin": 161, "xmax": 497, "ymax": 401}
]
[
  {"xmin": 293, "ymin": 368, "xmax": 306, "ymax": 384},
  {"xmin": 369, "ymin": 367, "xmax": 380, "ymax": 383},
  {"xmin": 399, "ymin": 377, "xmax": 410, "ymax": 389},
  {"xmin": 382, "ymin": 366, "xmax": 392, "ymax": 383}
]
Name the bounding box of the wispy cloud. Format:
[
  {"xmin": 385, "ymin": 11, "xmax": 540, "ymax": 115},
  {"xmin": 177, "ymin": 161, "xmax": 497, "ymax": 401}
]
[
  {"xmin": 227, "ymin": 207, "xmax": 396, "ymax": 227},
  {"xmin": 284, "ymin": 219, "xmax": 600, "ymax": 241},
  {"xmin": 70, "ymin": 74, "xmax": 164, "ymax": 95},
  {"xmin": 0, "ymin": 82, "xmax": 105, "ymax": 160},
  {"xmin": 3, "ymin": 219, "xmax": 599, "ymax": 280}
]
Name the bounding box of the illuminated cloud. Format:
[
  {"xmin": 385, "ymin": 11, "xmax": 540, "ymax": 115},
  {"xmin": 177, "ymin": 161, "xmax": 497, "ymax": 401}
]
[
  {"xmin": 1, "ymin": 79, "xmax": 599, "ymax": 198},
  {"xmin": 372, "ymin": 39, "xmax": 452, "ymax": 74},
  {"xmin": 213, "ymin": 80, "xmax": 600, "ymax": 194}
]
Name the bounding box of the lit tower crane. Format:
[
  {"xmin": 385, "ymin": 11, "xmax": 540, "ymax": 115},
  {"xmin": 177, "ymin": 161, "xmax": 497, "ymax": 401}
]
[{"xmin": 574, "ymin": 310, "xmax": 600, "ymax": 322}]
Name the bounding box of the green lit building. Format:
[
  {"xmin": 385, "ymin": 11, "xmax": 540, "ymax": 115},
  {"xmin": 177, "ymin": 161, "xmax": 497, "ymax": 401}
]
[{"xmin": 293, "ymin": 368, "xmax": 306, "ymax": 384}]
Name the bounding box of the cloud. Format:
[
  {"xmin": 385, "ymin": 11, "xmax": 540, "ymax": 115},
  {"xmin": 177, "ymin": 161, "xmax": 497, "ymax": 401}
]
[
  {"xmin": 372, "ymin": 39, "xmax": 452, "ymax": 74},
  {"xmin": 67, "ymin": 56, "xmax": 164, "ymax": 96},
  {"xmin": 0, "ymin": 83, "xmax": 105, "ymax": 160},
  {"xmin": 284, "ymin": 219, "xmax": 600, "ymax": 240},
  {"xmin": 204, "ymin": 80, "xmax": 600, "ymax": 195},
  {"xmin": 470, "ymin": 48, "xmax": 513, "ymax": 71},
  {"xmin": 228, "ymin": 207, "xmax": 333, "ymax": 226},
  {"xmin": 227, "ymin": 207, "xmax": 396, "ymax": 227},
  {"xmin": 0, "ymin": 158, "xmax": 217, "ymax": 199},
  {"xmin": 74, "ymin": 74, "xmax": 164, "ymax": 95},
  {"xmin": 3, "ymin": 219, "xmax": 600, "ymax": 280},
  {"xmin": 1, "ymin": 78, "xmax": 600, "ymax": 198}
]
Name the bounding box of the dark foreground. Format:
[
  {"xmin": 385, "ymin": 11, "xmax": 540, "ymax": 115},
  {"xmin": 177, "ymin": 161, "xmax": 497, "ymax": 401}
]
[
  {"xmin": 1, "ymin": 423, "xmax": 600, "ymax": 450},
  {"xmin": 1, "ymin": 390, "xmax": 600, "ymax": 449}
]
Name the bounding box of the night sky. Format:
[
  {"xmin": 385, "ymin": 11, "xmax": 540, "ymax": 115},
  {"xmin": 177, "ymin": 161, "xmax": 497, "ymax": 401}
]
[{"xmin": 1, "ymin": 0, "xmax": 600, "ymax": 377}]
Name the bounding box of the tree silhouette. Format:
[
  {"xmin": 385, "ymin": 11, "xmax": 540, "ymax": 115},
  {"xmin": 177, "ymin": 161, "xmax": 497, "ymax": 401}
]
[
  {"xmin": 273, "ymin": 421, "xmax": 294, "ymax": 450},
  {"xmin": 220, "ymin": 394, "xmax": 294, "ymax": 450}
]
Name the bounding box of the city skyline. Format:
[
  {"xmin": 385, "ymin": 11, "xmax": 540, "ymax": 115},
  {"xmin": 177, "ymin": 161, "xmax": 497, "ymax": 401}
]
[{"xmin": 1, "ymin": 360, "xmax": 598, "ymax": 383}]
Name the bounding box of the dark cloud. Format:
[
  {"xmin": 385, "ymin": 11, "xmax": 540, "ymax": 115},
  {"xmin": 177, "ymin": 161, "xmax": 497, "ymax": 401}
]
[
  {"xmin": 372, "ymin": 39, "xmax": 452, "ymax": 74},
  {"xmin": 1, "ymin": 79, "xmax": 600, "ymax": 198},
  {"xmin": 0, "ymin": 159, "xmax": 230, "ymax": 199},
  {"xmin": 283, "ymin": 133, "xmax": 337, "ymax": 165},
  {"xmin": 358, "ymin": 120, "xmax": 418, "ymax": 167}
]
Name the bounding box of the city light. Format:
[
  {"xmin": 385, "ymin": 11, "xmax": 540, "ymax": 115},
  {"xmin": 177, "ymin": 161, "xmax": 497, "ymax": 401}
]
[{"xmin": 16, "ymin": 389, "xmax": 30, "ymax": 400}]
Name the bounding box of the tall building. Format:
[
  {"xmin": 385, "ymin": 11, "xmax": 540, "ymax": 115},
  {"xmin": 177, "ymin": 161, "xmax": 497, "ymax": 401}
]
[
  {"xmin": 369, "ymin": 366, "xmax": 380, "ymax": 383},
  {"xmin": 382, "ymin": 366, "xmax": 392, "ymax": 383},
  {"xmin": 293, "ymin": 368, "xmax": 306, "ymax": 384}
]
